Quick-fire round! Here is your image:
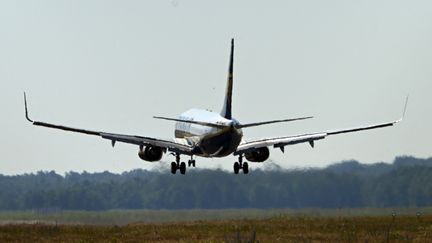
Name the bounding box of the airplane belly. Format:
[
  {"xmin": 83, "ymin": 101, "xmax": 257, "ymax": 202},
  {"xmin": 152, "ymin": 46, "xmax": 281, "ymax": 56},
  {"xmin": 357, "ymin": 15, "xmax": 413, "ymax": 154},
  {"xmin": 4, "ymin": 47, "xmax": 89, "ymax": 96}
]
[{"xmin": 198, "ymin": 129, "xmax": 242, "ymax": 157}]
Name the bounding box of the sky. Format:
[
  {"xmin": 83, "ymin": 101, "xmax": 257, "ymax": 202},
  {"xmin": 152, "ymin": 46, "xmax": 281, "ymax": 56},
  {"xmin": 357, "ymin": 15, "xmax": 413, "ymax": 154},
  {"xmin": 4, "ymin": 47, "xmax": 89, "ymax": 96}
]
[{"xmin": 0, "ymin": 0, "xmax": 431, "ymax": 175}]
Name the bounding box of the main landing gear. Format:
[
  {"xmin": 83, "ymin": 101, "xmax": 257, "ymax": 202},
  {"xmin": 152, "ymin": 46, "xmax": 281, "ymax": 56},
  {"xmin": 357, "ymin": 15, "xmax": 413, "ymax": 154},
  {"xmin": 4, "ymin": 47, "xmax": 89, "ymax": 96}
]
[
  {"xmin": 233, "ymin": 155, "xmax": 249, "ymax": 174},
  {"xmin": 170, "ymin": 154, "xmax": 195, "ymax": 175}
]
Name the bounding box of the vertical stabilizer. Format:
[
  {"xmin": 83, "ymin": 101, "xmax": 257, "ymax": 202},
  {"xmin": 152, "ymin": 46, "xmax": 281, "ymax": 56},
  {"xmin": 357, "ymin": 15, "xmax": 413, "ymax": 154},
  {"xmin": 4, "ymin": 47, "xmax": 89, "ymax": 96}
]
[{"xmin": 221, "ymin": 38, "xmax": 234, "ymax": 120}]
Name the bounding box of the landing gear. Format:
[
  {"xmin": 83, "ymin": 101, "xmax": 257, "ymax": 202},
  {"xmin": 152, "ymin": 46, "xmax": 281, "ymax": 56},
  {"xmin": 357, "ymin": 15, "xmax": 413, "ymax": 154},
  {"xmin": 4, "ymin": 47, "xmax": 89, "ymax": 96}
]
[
  {"xmin": 188, "ymin": 155, "xmax": 196, "ymax": 167},
  {"xmin": 171, "ymin": 162, "xmax": 177, "ymax": 174},
  {"xmin": 234, "ymin": 162, "xmax": 240, "ymax": 174},
  {"xmin": 243, "ymin": 162, "xmax": 249, "ymax": 174},
  {"xmin": 170, "ymin": 154, "xmax": 193, "ymax": 175},
  {"xmin": 171, "ymin": 154, "xmax": 187, "ymax": 175},
  {"xmin": 233, "ymin": 155, "xmax": 249, "ymax": 174},
  {"xmin": 179, "ymin": 162, "xmax": 186, "ymax": 174}
]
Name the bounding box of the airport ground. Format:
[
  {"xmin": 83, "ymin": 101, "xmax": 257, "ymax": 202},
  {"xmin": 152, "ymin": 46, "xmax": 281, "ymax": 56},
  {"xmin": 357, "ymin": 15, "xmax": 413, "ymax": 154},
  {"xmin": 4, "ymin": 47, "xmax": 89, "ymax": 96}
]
[{"xmin": 0, "ymin": 208, "xmax": 431, "ymax": 242}]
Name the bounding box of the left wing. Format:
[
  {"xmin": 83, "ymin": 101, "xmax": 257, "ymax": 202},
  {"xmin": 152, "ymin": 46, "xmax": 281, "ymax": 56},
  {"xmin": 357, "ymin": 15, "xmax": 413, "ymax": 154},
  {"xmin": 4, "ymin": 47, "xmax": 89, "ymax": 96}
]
[
  {"xmin": 24, "ymin": 93, "xmax": 193, "ymax": 155},
  {"xmin": 235, "ymin": 98, "xmax": 408, "ymax": 155}
]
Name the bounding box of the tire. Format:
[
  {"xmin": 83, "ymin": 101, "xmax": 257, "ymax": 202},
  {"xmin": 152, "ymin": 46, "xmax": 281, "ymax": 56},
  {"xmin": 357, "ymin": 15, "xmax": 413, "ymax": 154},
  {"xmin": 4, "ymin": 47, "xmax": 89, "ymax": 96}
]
[
  {"xmin": 171, "ymin": 162, "xmax": 177, "ymax": 174},
  {"xmin": 233, "ymin": 162, "xmax": 240, "ymax": 174},
  {"xmin": 180, "ymin": 162, "xmax": 186, "ymax": 174},
  {"xmin": 243, "ymin": 162, "xmax": 249, "ymax": 174},
  {"xmin": 188, "ymin": 160, "xmax": 196, "ymax": 167}
]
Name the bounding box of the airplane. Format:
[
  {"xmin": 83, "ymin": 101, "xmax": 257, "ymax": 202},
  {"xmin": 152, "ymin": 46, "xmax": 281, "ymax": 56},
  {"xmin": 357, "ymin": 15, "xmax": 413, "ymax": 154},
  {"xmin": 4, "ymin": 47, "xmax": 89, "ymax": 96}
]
[{"xmin": 24, "ymin": 39, "xmax": 407, "ymax": 175}]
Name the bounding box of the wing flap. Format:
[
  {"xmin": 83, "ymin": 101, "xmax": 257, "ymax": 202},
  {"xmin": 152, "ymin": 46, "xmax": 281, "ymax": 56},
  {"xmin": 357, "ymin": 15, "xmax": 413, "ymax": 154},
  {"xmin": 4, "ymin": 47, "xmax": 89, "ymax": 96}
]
[
  {"xmin": 235, "ymin": 133, "xmax": 326, "ymax": 155},
  {"xmin": 100, "ymin": 133, "xmax": 193, "ymax": 153}
]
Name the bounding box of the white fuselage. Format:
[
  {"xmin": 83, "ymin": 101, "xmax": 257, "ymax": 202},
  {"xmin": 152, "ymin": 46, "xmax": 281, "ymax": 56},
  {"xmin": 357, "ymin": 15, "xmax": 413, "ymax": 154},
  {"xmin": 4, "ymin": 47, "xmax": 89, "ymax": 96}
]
[{"xmin": 174, "ymin": 109, "xmax": 243, "ymax": 157}]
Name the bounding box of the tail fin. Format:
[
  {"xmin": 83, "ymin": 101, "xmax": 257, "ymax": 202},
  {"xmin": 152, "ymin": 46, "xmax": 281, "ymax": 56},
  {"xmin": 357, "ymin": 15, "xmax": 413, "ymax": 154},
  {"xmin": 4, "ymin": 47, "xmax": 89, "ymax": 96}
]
[{"xmin": 221, "ymin": 38, "xmax": 234, "ymax": 120}]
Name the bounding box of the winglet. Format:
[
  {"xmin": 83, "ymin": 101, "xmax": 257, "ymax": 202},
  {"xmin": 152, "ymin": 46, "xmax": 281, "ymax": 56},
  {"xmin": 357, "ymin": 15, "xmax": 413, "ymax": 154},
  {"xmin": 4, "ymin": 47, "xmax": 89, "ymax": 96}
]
[
  {"xmin": 402, "ymin": 95, "xmax": 409, "ymax": 119},
  {"xmin": 396, "ymin": 95, "xmax": 409, "ymax": 123},
  {"xmin": 23, "ymin": 92, "xmax": 34, "ymax": 123}
]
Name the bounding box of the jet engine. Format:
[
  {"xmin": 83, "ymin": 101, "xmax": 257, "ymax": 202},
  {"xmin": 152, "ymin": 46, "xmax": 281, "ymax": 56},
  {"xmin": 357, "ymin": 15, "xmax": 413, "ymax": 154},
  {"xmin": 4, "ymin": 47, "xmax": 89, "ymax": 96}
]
[
  {"xmin": 244, "ymin": 147, "xmax": 270, "ymax": 162},
  {"xmin": 138, "ymin": 146, "xmax": 163, "ymax": 162}
]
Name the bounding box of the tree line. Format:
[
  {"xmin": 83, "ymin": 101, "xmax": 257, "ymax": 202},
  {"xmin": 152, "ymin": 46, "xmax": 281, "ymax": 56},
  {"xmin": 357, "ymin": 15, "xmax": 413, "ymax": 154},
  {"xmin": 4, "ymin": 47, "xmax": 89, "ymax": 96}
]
[{"xmin": 0, "ymin": 156, "xmax": 431, "ymax": 210}]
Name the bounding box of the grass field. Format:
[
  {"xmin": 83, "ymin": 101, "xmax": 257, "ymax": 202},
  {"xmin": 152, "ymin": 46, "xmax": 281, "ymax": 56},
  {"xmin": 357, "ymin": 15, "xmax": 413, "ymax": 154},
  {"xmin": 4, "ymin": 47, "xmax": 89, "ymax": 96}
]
[
  {"xmin": 0, "ymin": 208, "xmax": 432, "ymax": 242},
  {"xmin": 1, "ymin": 207, "xmax": 432, "ymax": 225},
  {"xmin": 0, "ymin": 215, "xmax": 431, "ymax": 242}
]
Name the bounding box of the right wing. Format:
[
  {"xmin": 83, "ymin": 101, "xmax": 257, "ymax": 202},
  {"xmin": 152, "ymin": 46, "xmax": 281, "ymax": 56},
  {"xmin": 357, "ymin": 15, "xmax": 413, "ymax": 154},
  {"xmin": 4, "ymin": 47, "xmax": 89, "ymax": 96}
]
[
  {"xmin": 235, "ymin": 120, "xmax": 399, "ymax": 155},
  {"xmin": 24, "ymin": 93, "xmax": 193, "ymax": 155},
  {"xmin": 235, "ymin": 97, "xmax": 408, "ymax": 155}
]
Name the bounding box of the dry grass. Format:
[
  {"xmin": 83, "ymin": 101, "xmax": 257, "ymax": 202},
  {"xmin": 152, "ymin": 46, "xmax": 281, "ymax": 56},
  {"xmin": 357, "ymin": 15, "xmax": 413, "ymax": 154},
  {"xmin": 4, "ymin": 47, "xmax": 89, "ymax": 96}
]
[{"xmin": 1, "ymin": 215, "xmax": 431, "ymax": 242}]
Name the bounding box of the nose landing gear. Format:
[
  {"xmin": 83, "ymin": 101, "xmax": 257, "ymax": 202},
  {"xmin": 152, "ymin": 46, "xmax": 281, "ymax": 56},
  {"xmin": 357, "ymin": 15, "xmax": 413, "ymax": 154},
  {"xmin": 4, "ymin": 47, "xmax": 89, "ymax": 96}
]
[
  {"xmin": 233, "ymin": 155, "xmax": 249, "ymax": 174},
  {"xmin": 188, "ymin": 155, "xmax": 196, "ymax": 167}
]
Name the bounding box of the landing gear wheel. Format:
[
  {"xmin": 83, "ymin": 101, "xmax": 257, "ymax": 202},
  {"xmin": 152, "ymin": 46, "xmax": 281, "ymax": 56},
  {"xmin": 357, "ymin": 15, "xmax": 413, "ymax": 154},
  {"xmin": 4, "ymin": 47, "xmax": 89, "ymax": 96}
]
[
  {"xmin": 188, "ymin": 160, "xmax": 196, "ymax": 167},
  {"xmin": 234, "ymin": 162, "xmax": 240, "ymax": 174},
  {"xmin": 243, "ymin": 162, "xmax": 249, "ymax": 174},
  {"xmin": 180, "ymin": 162, "xmax": 186, "ymax": 174},
  {"xmin": 171, "ymin": 162, "xmax": 177, "ymax": 174}
]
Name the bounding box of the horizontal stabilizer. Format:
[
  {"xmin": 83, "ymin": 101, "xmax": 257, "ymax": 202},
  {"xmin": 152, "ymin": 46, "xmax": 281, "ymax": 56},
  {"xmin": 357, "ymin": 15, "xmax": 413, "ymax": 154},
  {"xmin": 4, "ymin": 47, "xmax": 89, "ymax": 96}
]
[
  {"xmin": 237, "ymin": 116, "xmax": 313, "ymax": 129},
  {"xmin": 153, "ymin": 116, "xmax": 229, "ymax": 129}
]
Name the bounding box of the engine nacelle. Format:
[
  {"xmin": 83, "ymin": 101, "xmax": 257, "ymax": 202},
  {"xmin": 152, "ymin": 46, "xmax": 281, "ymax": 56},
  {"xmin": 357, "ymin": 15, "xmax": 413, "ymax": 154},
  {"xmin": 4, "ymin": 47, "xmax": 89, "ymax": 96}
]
[
  {"xmin": 138, "ymin": 146, "xmax": 163, "ymax": 162},
  {"xmin": 244, "ymin": 147, "xmax": 270, "ymax": 162}
]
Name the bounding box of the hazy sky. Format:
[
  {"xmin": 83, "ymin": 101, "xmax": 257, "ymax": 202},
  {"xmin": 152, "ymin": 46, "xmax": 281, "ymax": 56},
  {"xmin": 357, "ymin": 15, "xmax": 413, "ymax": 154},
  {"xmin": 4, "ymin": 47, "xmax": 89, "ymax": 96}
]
[{"xmin": 1, "ymin": 0, "xmax": 431, "ymax": 175}]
